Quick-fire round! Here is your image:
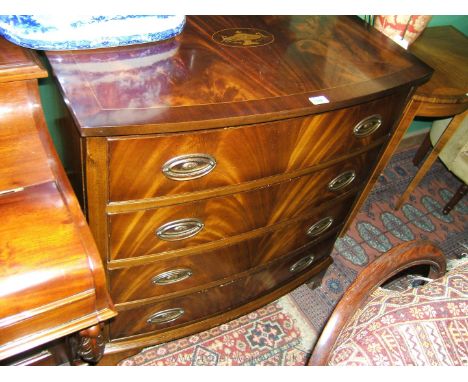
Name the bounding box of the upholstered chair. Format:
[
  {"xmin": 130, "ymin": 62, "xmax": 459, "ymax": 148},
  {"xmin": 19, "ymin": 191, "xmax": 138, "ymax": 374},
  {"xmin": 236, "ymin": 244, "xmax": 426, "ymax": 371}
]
[{"xmin": 308, "ymin": 241, "xmax": 468, "ymax": 366}]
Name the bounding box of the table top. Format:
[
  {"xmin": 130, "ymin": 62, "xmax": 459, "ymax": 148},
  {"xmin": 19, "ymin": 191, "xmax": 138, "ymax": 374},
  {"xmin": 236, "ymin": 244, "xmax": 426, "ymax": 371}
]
[
  {"xmin": 46, "ymin": 16, "xmax": 432, "ymax": 136},
  {"xmin": 410, "ymin": 26, "xmax": 468, "ymax": 104},
  {"xmin": 0, "ymin": 38, "xmax": 47, "ymax": 83}
]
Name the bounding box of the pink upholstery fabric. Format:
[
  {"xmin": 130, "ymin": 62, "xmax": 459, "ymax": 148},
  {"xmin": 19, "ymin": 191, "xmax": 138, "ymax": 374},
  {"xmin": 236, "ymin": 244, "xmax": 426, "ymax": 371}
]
[{"xmin": 328, "ymin": 263, "xmax": 468, "ymax": 366}]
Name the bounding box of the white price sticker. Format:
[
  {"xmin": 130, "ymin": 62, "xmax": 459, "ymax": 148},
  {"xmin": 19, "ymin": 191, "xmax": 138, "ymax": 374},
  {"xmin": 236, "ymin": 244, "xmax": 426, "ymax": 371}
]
[{"xmin": 308, "ymin": 95, "xmax": 330, "ymax": 105}]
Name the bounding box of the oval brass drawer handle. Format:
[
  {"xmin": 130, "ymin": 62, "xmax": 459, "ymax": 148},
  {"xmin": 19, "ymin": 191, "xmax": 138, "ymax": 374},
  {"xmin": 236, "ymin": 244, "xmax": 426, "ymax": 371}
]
[
  {"xmin": 289, "ymin": 254, "xmax": 315, "ymax": 273},
  {"xmin": 162, "ymin": 153, "xmax": 216, "ymax": 181},
  {"xmin": 353, "ymin": 114, "xmax": 383, "ymax": 137},
  {"xmin": 151, "ymin": 268, "xmax": 193, "ymax": 286},
  {"xmin": 155, "ymin": 218, "xmax": 204, "ymax": 241},
  {"xmin": 147, "ymin": 308, "xmax": 185, "ymax": 325},
  {"xmin": 306, "ymin": 216, "xmax": 334, "ymax": 237},
  {"xmin": 328, "ymin": 170, "xmax": 356, "ymax": 192}
]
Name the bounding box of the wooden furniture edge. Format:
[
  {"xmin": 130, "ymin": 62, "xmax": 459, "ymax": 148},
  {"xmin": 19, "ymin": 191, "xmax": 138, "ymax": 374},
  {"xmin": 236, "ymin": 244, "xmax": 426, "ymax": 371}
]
[
  {"xmin": 0, "ymin": 309, "xmax": 113, "ymax": 361},
  {"xmin": 27, "ymin": 79, "xmax": 116, "ymax": 322},
  {"xmin": 0, "ymin": 46, "xmax": 48, "ymax": 83},
  {"xmin": 307, "ymin": 240, "xmax": 447, "ymax": 366},
  {"xmin": 339, "ymin": 88, "xmax": 417, "ymax": 235}
]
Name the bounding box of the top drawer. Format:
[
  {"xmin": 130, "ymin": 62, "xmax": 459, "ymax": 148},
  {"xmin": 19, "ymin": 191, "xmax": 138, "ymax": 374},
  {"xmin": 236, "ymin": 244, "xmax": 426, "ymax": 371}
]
[{"xmin": 108, "ymin": 93, "xmax": 403, "ymax": 202}]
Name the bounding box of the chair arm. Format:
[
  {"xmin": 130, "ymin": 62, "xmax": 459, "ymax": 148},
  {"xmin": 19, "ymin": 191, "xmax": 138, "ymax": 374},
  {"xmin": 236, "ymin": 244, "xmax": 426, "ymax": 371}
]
[{"xmin": 308, "ymin": 240, "xmax": 446, "ymax": 366}]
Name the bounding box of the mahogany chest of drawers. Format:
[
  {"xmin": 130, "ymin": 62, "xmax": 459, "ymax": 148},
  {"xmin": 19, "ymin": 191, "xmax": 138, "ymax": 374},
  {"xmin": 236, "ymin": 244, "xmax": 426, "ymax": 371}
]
[{"xmin": 46, "ymin": 16, "xmax": 432, "ymax": 364}]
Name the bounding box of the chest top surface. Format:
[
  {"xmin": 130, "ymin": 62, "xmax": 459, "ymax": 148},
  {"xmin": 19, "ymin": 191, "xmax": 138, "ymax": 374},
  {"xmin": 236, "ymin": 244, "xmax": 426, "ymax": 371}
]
[{"xmin": 46, "ymin": 16, "xmax": 432, "ymax": 136}]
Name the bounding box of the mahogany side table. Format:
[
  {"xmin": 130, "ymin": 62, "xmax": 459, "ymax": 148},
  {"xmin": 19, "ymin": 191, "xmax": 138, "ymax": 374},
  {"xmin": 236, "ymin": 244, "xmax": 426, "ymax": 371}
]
[{"xmin": 394, "ymin": 26, "xmax": 468, "ymax": 210}]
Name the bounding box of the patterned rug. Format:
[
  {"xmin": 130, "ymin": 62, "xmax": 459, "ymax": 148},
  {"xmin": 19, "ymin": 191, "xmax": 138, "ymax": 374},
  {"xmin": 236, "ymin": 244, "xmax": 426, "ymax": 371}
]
[
  {"xmin": 294, "ymin": 145, "xmax": 468, "ymax": 334},
  {"xmin": 120, "ymin": 145, "xmax": 468, "ymax": 366},
  {"xmin": 119, "ymin": 294, "xmax": 316, "ymax": 366}
]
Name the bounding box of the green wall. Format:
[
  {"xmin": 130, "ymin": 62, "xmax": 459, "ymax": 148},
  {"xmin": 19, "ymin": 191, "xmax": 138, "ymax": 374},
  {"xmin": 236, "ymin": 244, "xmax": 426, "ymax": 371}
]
[
  {"xmin": 38, "ymin": 16, "xmax": 468, "ymax": 166},
  {"xmin": 428, "ymin": 15, "xmax": 468, "ymax": 35},
  {"xmin": 37, "ymin": 52, "xmax": 69, "ymax": 165}
]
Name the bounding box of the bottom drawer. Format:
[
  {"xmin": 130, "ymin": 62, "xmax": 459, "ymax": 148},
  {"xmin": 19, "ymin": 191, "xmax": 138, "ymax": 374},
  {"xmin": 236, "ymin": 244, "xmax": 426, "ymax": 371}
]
[
  {"xmin": 240, "ymin": 241, "xmax": 334, "ymax": 301},
  {"xmin": 110, "ymin": 277, "xmax": 244, "ymax": 340},
  {"xmin": 109, "ymin": 243, "xmax": 333, "ymax": 340}
]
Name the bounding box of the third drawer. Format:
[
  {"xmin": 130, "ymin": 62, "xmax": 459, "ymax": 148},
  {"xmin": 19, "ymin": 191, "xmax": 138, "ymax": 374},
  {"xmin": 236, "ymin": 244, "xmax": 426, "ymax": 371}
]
[{"xmin": 109, "ymin": 220, "xmax": 338, "ymax": 304}]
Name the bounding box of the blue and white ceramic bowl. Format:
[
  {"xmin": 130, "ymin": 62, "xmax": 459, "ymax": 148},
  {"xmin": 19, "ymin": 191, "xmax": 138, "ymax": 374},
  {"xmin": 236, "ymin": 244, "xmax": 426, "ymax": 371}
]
[{"xmin": 0, "ymin": 15, "xmax": 186, "ymax": 50}]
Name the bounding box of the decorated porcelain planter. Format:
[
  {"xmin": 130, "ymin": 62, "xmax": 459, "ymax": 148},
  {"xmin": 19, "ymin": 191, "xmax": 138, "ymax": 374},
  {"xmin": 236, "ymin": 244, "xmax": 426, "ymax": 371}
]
[
  {"xmin": 0, "ymin": 15, "xmax": 186, "ymax": 50},
  {"xmin": 374, "ymin": 15, "xmax": 432, "ymax": 49}
]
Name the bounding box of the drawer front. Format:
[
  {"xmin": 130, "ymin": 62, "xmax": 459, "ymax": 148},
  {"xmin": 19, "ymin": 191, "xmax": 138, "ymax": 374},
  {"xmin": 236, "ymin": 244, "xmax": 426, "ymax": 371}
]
[
  {"xmin": 110, "ymin": 188, "xmax": 350, "ymax": 260},
  {"xmin": 108, "ymin": 94, "xmax": 401, "ymax": 202},
  {"xmin": 109, "ymin": 254, "xmax": 331, "ymax": 340},
  {"xmin": 110, "ymin": 234, "xmax": 335, "ymax": 304},
  {"xmin": 109, "ymin": 277, "xmax": 246, "ymax": 340},
  {"xmin": 238, "ymin": 245, "xmax": 333, "ymax": 303},
  {"xmin": 110, "ymin": 241, "xmax": 252, "ymax": 304}
]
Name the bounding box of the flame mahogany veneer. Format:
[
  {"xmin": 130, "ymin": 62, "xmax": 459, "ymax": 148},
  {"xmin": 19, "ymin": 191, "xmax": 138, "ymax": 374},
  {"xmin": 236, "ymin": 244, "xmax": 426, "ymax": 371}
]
[{"xmin": 45, "ymin": 16, "xmax": 432, "ymax": 364}]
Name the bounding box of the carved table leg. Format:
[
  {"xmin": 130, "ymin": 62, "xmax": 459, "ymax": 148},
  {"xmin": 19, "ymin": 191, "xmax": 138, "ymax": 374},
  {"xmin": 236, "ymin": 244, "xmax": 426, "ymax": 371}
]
[{"xmin": 72, "ymin": 324, "xmax": 106, "ymax": 365}]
